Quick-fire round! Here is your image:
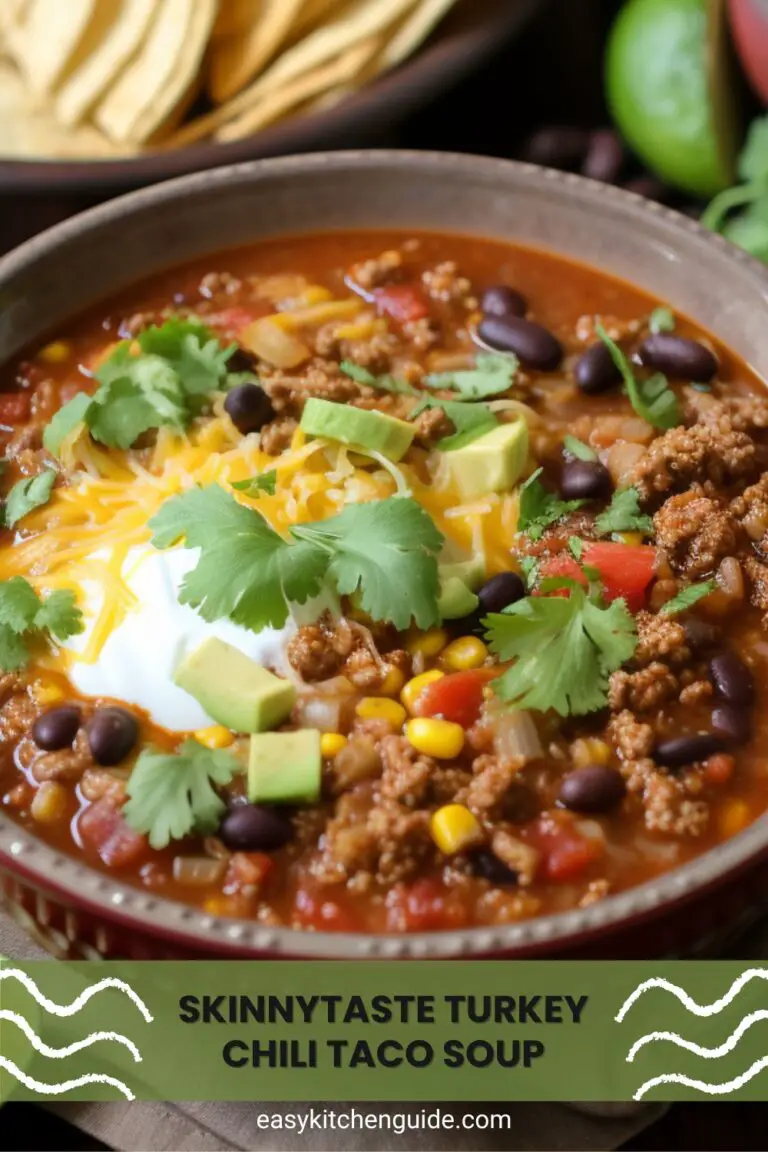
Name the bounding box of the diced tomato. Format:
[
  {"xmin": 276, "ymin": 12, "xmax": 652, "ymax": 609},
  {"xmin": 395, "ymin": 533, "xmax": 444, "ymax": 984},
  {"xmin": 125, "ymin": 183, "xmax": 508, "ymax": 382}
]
[
  {"xmin": 523, "ymin": 816, "xmax": 604, "ymax": 882},
  {"xmin": 0, "ymin": 393, "xmax": 31, "ymax": 426},
  {"xmin": 415, "ymin": 669, "xmax": 498, "ymax": 728},
  {"xmin": 372, "ymin": 283, "xmax": 430, "ymax": 323},
  {"xmin": 78, "ymin": 799, "xmax": 149, "ymax": 869},
  {"xmin": 223, "ymin": 851, "xmax": 275, "ymax": 895},
  {"xmin": 294, "ymin": 889, "xmax": 361, "ymax": 933},
  {"xmin": 386, "ymin": 878, "xmax": 469, "ymax": 932},
  {"xmin": 539, "ymin": 541, "xmax": 656, "ymax": 612},
  {"xmin": 703, "ymin": 753, "xmax": 736, "ymax": 786}
]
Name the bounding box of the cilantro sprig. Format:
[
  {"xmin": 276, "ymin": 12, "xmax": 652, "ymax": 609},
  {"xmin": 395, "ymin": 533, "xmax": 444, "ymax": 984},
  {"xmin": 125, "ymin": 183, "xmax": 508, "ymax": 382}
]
[
  {"xmin": 44, "ymin": 319, "xmax": 244, "ymax": 454},
  {"xmin": 595, "ymin": 487, "xmax": 653, "ymax": 537},
  {"xmin": 409, "ymin": 395, "xmax": 498, "ymax": 451},
  {"xmin": 123, "ymin": 740, "xmax": 239, "ymax": 849},
  {"xmin": 4, "ymin": 469, "xmax": 56, "ymax": 528},
  {"xmin": 660, "ymin": 580, "xmax": 717, "ymax": 617},
  {"xmin": 232, "ymin": 470, "xmax": 277, "ymax": 497},
  {"xmin": 517, "ymin": 468, "xmax": 586, "ymax": 541},
  {"xmin": 0, "ymin": 577, "xmax": 83, "ymax": 671},
  {"xmin": 424, "ymin": 353, "xmax": 518, "ymax": 400},
  {"xmin": 563, "ymin": 436, "xmax": 597, "ymax": 462},
  {"xmin": 484, "ymin": 581, "xmax": 637, "ymax": 717},
  {"xmin": 596, "ymin": 324, "xmax": 681, "ymax": 431},
  {"xmin": 339, "ymin": 361, "xmax": 416, "ymax": 395},
  {"xmin": 150, "ymin": 489, "xmax": 444, "ymax": 632},
  {"xmin": 649, "ymin": 307, "xmax": 675, "ymax": 334}
]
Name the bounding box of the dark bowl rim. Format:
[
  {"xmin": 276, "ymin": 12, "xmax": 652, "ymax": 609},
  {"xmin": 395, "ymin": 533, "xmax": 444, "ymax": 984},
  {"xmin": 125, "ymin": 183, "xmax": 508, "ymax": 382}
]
[{"xmin": 1, "ymin": 148, "xmax": 768, "ymax": 957}]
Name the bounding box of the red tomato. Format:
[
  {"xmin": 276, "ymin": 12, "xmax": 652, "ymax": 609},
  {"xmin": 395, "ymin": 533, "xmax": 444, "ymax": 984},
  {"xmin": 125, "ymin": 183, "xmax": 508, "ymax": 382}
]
[
  {"xmin": 0, "ymin": 393, "xmax": 31, "ymax": 426},
  {"xmin": 386, "ymin": 878, "xmax": 469, "ymax": 932},
  {"xmin": 415, "ymin": 669, "xmax": 498, "ymax": 728},
  {"xmin": 78, "ymin": 799, "xmax": 149, "ymax": 869},
  {"xmin": 223, "ymin": 852, "xmax": 275, "ymax": 895},
  {"xmin": 294, "ymin": 889, "xmax": 361, "ymax": 933},
  {"xmin": 372, "ymin": 283, "xmax": 430, "ymax": 323},
  {"xmin": 523, "ymin": 816, "xmax": 604, "ymax": 882},
  {"xmin": 540, "ymin": 542, "xmax": 656, "ymax": 612}
]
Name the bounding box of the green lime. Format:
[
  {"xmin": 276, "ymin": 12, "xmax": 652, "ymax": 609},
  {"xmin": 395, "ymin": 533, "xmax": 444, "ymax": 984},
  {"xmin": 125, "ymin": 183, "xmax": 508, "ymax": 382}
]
[{"xmin": 606, "ymin": 0, "xmax": 737, "ymax": 197}]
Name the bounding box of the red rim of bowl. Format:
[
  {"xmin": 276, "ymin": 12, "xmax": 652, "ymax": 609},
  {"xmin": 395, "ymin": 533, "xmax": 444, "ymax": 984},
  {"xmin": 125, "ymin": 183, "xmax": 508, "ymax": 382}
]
[{"xmin": 0, "ymin": 149, "xmax": 768, "ymax": 956}]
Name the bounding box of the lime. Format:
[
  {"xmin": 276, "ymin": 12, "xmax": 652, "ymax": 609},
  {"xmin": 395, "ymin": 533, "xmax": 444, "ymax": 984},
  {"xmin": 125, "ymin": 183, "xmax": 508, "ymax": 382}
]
[{"xmin": 606, "ymin": 0, "xmax": 737, "ymax": 197}]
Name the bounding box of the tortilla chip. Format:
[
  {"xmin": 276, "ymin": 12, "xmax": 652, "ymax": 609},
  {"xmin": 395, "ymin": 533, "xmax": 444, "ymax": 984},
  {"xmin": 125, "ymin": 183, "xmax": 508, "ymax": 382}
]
[
  {"xmin": 377, "ymin": 0, "xmax": 460, "ymax": 69},
  {"xmin": 96, "ymin": 0, "xmax": 216, "ymax": 143},
  {"xmin": 212, "ymin": 0, "xmax": 263, "ymax": 40},
  {"xmin": 208, "ymin": 0, "xmax": 308, "ymax": 104},
  {"xmin": 0, "ymin": 58, "xmax": 132, "ymax": 158},
  {"xmin": 56, "ymin": 0, "xmax": 158, "ymax": 126},
  {"xmin": 290, "ymin": 0, "xmax": 349, "ymax": 39},
  {"xmin": 215, "ymin": 35, "xmax": 378, "ymax": 141},
  {"xmin": 7, "ymin": 0, "xmax": 106, "ymax": 96}
]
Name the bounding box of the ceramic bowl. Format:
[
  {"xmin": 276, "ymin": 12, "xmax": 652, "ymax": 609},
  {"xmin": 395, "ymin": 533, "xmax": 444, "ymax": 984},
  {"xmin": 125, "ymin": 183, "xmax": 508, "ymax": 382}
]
[{"xmin": 1, "ymin": 150, "xmax": 768, "ymax": 960}]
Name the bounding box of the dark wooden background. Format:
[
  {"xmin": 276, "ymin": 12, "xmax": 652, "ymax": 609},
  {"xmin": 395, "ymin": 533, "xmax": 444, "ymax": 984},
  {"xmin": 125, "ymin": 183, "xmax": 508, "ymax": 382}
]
[{"xmin": 0, "ymin": 2, "xmax": 765, "ymax": 1148}]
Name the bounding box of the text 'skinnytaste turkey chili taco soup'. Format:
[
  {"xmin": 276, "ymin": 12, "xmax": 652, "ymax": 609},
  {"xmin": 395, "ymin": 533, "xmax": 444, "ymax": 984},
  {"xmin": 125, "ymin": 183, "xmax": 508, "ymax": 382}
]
[{"xmin": 1, "ymin": 230, "xmax": 767, "ymax": 934}]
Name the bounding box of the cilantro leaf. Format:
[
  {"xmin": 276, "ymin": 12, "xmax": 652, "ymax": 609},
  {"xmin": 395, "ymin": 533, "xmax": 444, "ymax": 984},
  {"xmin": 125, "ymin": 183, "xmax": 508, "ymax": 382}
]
[
  {"xmin": 292, "ymin": 497, "xmax": 443, "ymax": 631},
  {"xmin": 0, "ymin": 578, "xmax": 83, "ymax": 671},
  {"xmin": 568, "ymin": 536, "xmax": 583, "ymax": 561},
  {"xmin": 149, "ymin": 484, "xmax": 300, "ymax": 631},
  {"xmin": 596, "ymin": 324, "xmax": 681, "ymax": 431},
  {"xmin": 410, "ymin": 396, "xmax": 498, "ymax": 451},
  {"xmin": 563, "ymin": 435, "xmax": 597, "ymax": 462},
  {"xmin": 660, "ymin": 580, "xmax": 717, "ymax": 617},
  {"xmin": 340, "ymin": 360, "xmax": 416, "ymax": 395},
  {"xmin": 4, "ymin": 469, "xmax": 56, "ymax": 528},
  {"xmin": 484, "ymin": 585, "xmax": 637, "ymax": 716},
  {"xmin": 649, "ymin": 307, "xmax": 675, "ymax": 334},
  {"xmin": 519, "ymin": 556, "xmax": 540, "ymax": 591},
  {"xmin": 517, "ymin": 468, "xmax": 587, "ymax": 541},
  {"xmin": 424, "ymin": 354, "xmax": 518, "ymax": 400},
  {"xmin": 43, "ymin": 393, "xmax": 93, "ymax": 456},
  {"xmin": 123, "ymin": 739, "xmax": 239, "ymax": 849},
  {"xmin": 232, "ymin": 470, "xmax": 277, "ymax": 497},
  {"xmin": 137, "ymin": 319, "xmax": 237, "ymax": 397},
  {"xmin": 595, "ymin": 487, "xmax": 653, "ymax": 537}
]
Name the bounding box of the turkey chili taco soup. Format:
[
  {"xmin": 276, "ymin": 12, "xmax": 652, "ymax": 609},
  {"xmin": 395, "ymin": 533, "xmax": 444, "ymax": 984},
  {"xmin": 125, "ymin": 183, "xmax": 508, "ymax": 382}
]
[{"xmin": 1, "ymin": 230, "xmax": 767, "ymax": 934}]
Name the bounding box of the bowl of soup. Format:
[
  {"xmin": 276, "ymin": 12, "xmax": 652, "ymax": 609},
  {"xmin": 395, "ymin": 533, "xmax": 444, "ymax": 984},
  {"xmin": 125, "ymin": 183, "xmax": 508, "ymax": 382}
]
[{"xmin": 1, "ymin": 151, "xmax": 767, "ymax": 959}]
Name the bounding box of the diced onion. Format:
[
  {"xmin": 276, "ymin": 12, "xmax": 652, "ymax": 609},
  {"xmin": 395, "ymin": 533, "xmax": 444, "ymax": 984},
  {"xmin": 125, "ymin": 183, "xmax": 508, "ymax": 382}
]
[
  {"xmin": 606, "ymin": 441, "xmax": 646, "ymax": 487},
  {"xmin": 294, "ymin": 677, "xmax": 358, "ymax": 733},
  {"xmin": 717, "ymin": 557, "xmax": 745, "ymax": 601},
  {"xmin": 493, "ymin": 710, "xmax": 544, "ymax": 762},
  {"xmin": 173, "ymin": 857, "xmax": 227, "ymax": 887},
  {"xmin": 488, "ymin": 399, "xmax": 542, "ymax": 426},
  {"xmin": 241, "ymin": 317, "xmax": 310, "ymax": 368}
]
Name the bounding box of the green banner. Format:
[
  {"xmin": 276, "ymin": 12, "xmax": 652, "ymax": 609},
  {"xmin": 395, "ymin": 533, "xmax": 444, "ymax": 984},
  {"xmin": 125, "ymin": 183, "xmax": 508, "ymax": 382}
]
[{"xmin": 2, "ymin": 960, "xmax": 768, "ymax": 1103}]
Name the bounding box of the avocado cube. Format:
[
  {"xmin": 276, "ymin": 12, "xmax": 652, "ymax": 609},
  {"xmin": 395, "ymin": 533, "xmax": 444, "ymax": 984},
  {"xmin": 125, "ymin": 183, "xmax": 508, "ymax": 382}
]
[
  {"xmin": 300, "ymin": 397, "xmax": 415, "ymax": 461},
  {"xmin": 444, "ymin": 420, "xmax": 529, "ymax": 500},
  {"xmin": 248, "ymin": 729, "xmax": 322, "ymax": 805},
  {"xmin": 174, "ymin": 637, "xmax": 295, "ymax": 734},
  {"xmin": 438, "ymin": 576, "xmax": 480, "ymax": 621}
]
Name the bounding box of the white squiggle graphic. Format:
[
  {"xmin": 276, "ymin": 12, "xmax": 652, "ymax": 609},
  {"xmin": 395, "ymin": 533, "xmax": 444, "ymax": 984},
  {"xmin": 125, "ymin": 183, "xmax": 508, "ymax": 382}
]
[
  {"xmin": 628, "ymin": 1010, "xmax": 768, "ymax": 1062},
  {"xmin": 633, "ymin": 1055, "xmax": 768, "ymax": 1100},
  {"xmin": 615, "ymin": 967, "xmax": 768, "ymax": 1022},
  {"xmin": 0, "ymin": 968, "xmax": 153, "ymax": 1022},
  {"xmin": 0, "ymin": 1010, "xmax": 142, "ymax": 1063},
  {"xmin": 0, "ymin": 1055, "xmax": 134, "ymax": 1101}
]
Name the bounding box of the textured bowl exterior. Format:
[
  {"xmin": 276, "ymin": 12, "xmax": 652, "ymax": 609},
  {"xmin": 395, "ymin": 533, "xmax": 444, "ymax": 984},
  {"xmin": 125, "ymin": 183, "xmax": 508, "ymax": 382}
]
[{"xmin": 1, "ymin": 150, "xmax": 768, "ymax": 959}]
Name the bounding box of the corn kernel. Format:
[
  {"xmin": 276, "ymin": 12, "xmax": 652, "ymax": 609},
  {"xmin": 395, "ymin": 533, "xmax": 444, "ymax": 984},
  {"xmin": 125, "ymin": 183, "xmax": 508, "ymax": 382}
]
[
  {"xmin": 430, "ymin": 804, "xmax": 483, "ymax": 855},
  {"xmin": 407, "ymin": 628, "xmax": 448, "ymax": 659},
  {"xmin": 32, "ymin": 679, "xmax": 66, "ymax": 706},
  {"xmin": 571, "ymin": 737, "xmax": 611, "ymax": 769},
  {"xmin": 441, "ymin": 636, "xmax": 488, "ymax": 672},
  {"xmin": 321, "ymin": 733, "xmax": 348, "ymax": 758},
  {"xmin": 401, "ymin": 669, "xmax": 444, "ymax": 715},
  {"xmin": 299, "ymin": 285, "xmax": 333, "ymax": 306},
  {"xmin": 718, "ymin": 798, "xmax": 751, "ymax": 839},
  {"xmin": 406, "ymin": 717, "xmax": 465, "ymax": 759},
  {"xmin": 617, "ymin": 532, "xmax": 644, "ymax": 546},
  {"xmin": 194, "ymin": 725, "xmax": 234, "ymax": 750},
  {"xmin": 379, "ymin": 666, "xmax": 406, "ymax": 698},
  {"xmin": 335, "ymin": 319, "xmax": 376, "ymax": 340},
  {"xmin": 30, "ymin": 781, "xmax": 68, "ymax": 825},
  {"xmin": 38, "ymin": 340, "xmax": 71, "ymax": 365},
  {"xmin": 356, "ymin": 697, "xmax": 407, "ymax": 728}
]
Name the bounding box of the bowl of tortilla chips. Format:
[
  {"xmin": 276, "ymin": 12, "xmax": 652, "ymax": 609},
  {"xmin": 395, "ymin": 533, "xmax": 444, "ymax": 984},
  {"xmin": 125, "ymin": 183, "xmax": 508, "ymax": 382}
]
[{"xmin": 0, "ymin": 0, "xmax": 541, "ymax": 192}]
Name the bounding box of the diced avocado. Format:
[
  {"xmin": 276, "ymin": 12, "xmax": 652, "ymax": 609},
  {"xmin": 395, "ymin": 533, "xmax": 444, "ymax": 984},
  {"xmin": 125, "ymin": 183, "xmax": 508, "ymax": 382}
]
[
  {"xmin": 248, "ymin": 729, "xmax": 322, "ymax": 805},
  {"xmin": 438, "ymin": 555, "xmax": 486, "ymax": 590},
  {"xmin": 174, "ymin": 637, "xmax": 295, "ymax": 734},
  {"xmin": 300, "ymin": 397, "xmax": 415, "ymax": 462},
  {"xmin": 443, "ymin": 420, "xmax": 529, "ymax": 500},
  {"xmin": 438, "ymin": 576, "xmax": 480, "ymax": 621}
]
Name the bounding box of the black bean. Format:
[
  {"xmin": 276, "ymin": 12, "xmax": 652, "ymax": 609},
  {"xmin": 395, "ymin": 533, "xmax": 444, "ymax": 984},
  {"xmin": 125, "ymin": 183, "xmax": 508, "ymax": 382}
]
[
  {"xmin": 637, "ymin": 334, "xmax": 718, "ymax": 382},
  {"xmin": 478, "ymin": 316, "xmax": 563, "ymax": 371},
  {"xmin": 574, "ymin": 342, "xmax": 622, "ymax": 394},
  {"xmin": 477, "ymin": 572, "xmax": 526, "ymax": 615},
  {"xmin": 653, "ymin": 734, "xmax": 725, "ymax": 769},
  {"xmin": 224, "ymin": 383, "xmax": 275, "ymax": 435},
  {"xmin": 712, "ymin": 704, "xmax": 752, "ymax": 746},
  {"xmin": 560, "ymin": 459, "xmax": 613, "ymax": 502},
  {"xmin": 559, "ymin": 765, "xmax": 626, "ymax": 813},
  {"xmin": 32, "ymin": 705, "xmax": 81, "ymax": 752},
  {"xmin": 219, "ymin": 803, "xmax": 293, "ymax": 852},
  {"xmin": 521, "ymin": 126, "xmax": 590, "ymax": 170},
  {"xmin": 470, "ymin": 849, "xmax": 518, "ymax": 886},
  {"xmin": 86, "ymin": 707, "xmax": 139, "ymax": 767},
  {"xmin": 226, "ymin": 346, "xmax": 258, "ymax": 374},
  {"xmin": 710, "ymin": 652, "xmax": 754, "ymax": 706},
  {"xmin": 581, "ymin": 129, "xmax": 624, "ymax": 184},
  {"xmin": 683, "ymin": 618, "xmax": 721, "ymax": 652},
  {"xmin": 481, "ymin": 285, "xmax": 527, "ymax": 319}
]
